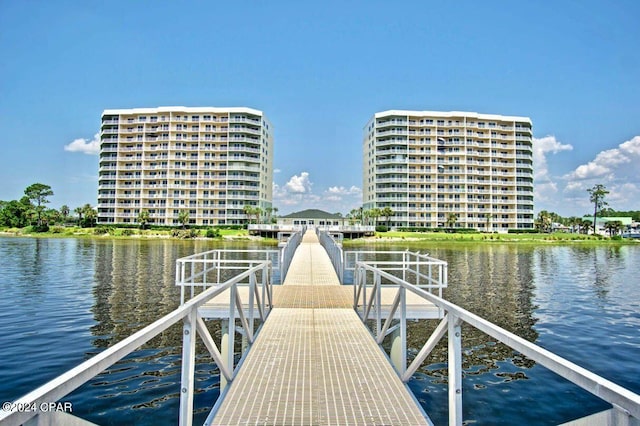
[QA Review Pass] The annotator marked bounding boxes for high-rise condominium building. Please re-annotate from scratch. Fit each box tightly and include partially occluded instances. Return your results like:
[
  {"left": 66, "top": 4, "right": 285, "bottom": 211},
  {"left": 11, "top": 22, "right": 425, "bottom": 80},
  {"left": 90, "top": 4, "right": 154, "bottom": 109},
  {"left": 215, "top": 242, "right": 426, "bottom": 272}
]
[
  {"left": 363, "top": 110, "right": 534, "bottom": 231},
  {"left": 98, "top": 106, "right": 273, "bottom": 226}
]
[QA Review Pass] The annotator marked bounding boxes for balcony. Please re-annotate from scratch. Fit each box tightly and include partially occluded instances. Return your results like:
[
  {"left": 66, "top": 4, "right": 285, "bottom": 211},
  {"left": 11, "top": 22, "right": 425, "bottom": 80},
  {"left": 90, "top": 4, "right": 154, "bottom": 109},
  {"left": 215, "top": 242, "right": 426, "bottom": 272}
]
[
  {"left": 229, "top": 127, "right": 262, "bottom": 136},
  {"left": 376, "top": 167, "right": 408, "bottom": 174},
  {"left": 376, "top": 157, "right": 407, "bottom": 165},
  {"left": 376, "top": 129, "right": 408, "bottom": 136},
  {"left": 229, "top": 116, "right": 262, "bottom": 125},
  {"left": 376, "top": 120, "right": 407, "bottom": 128}
]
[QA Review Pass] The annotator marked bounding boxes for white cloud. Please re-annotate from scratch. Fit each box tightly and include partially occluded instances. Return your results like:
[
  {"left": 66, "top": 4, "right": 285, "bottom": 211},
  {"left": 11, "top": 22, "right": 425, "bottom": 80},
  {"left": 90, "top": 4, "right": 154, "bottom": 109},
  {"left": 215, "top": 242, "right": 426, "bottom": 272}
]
[
  {"left": 533, "top": 135, "right": 573, "bottom": 182},
  {"left": 272, "top": 172, "right": 362, "bottom": 214},
  {"left": 565, "top": 136, "right": 640, "bottom": 181},
  {"left": 327, "top": 185, "right": 361, "bottom": 196},
  {"left": 532, "top": 136, "right": 573, "bottom": 210},
  {"left": 557, "top": 136, "right": 640, "bottom": 213},
  {"left": 274, "top": 168, "right": 281, "bottom": 174},
  {"left": 534, "top": 135, "right": 640, "bottom": 215},
  {"left": 284, "top": 172, "right": 312, "bottom": 193},
  {"left": 64, "top": 133, "right": 100, "bottom": 155}
]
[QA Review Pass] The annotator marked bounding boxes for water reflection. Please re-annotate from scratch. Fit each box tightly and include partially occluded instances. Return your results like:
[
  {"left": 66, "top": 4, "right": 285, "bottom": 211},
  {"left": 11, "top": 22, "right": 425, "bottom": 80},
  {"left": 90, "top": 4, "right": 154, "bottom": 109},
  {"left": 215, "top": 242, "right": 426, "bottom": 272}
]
[
  {"left": 352, "top": 243, "right": 640, "bottom": 425},
  {"left": 77, "top": 239, "right": 273, "bottom": 425},
  {"left": 354, "top": 244, "right": 539, "bottom": 371},
  {"left": 2, "top": 237, "right": 638, "bottom": 425}
]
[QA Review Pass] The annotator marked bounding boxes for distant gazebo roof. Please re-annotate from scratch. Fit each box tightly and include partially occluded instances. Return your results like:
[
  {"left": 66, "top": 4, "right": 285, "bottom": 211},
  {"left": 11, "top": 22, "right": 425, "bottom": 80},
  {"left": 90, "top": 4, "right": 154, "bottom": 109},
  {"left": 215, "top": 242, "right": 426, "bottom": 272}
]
[
  {"left": 281, "top": 209, "right": 343, "bottom": 219},
  {"left": 582, "top": 216, "right": 633, "bottom": 225}
]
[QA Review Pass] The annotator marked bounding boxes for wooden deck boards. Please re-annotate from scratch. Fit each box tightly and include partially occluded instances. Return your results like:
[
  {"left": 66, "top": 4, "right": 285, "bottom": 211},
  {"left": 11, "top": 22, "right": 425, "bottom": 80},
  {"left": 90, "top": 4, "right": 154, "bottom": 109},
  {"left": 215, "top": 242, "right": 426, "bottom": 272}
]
[{"left": 211, "top": 230, "right": 428, "bottom": 425}]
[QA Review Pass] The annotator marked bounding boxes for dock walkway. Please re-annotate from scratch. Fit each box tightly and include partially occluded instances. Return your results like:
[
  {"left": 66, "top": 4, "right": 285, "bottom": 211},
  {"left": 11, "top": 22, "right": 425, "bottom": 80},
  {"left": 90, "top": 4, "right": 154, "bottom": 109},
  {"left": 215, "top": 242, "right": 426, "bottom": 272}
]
[{"left": 212, "top": 230, "right": 428, "bottom": 425}]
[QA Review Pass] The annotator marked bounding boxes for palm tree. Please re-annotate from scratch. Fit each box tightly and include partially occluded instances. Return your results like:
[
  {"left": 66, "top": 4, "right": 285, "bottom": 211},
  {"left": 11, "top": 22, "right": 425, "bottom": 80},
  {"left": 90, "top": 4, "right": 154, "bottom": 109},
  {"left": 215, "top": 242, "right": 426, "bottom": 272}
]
[
  {"left": 579, "top": 219, "right": 591, "bottom": 234},
  {"left": 381, "top": 207, "right": 394, "bottom": 227},
  {"left": 604, "top": 220, "right": 622, "bottom": 237},
  {"left": 45, "top": 208, "right": 61, "bottom": 225},
  {"left": 348, "top": 208, "right": 360, "bottom": 225},
  {"left": 74, "top": 206, "right": 84, "bottom": 226},
  {"left": 368, "top": 208, "right": 381, "bottom": 227},
  {"left": 484, "top": 213, "right": 494, "bottom": 232},
  {"left": 567, "top": 216, "right": 581, "bottom": 233},
  {"left": 254, "top": 207, "right": 263, "bottom": 224},
  {"left": 137, "top": 210, "right": 150, "bottom": 229},
  {"left": 243, "top": 205, "right": 259, "bottom": 225},
  {"left": 177, "top": 210, "right": 189, "bottom": 229},
  {"left": 536, "top": 210, "right": 552, "bottom": 233},
  {"left": 271, "top": 207, "right": 279, "bottom": 224},
  {"left": 83, "top": 204, "right": 97, "bottom": 227},
  {"left": 60, "top": 205, "right": 70, "bottom": 224},
  {"left": 446, "top": 213, "right": 457, "bottom": 229},
  {"left": 587, "top": 184, "right": 609, "bottom": 235}
]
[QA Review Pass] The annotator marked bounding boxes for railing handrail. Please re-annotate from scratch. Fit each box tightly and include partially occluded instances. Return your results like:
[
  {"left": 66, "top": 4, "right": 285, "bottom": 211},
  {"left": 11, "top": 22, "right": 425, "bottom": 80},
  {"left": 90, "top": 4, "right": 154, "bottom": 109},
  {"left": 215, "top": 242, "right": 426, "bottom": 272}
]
[
  {"left": 354, "top": 261, "right": 640, "bottom": 423},
  {"left": 0, "top": 262, "right": 272, "bottom": 426},
  {"left": 346, "top": 250, "right": 448, "bottom": 301},
  {"left": 176, "top": 249, "right": 279, "bottom": 303},
  {"left": 279, "top": 230, "right": 303, "bottom": 282},
  {"left": 317, "top": 229, "right": 344, "bottom": 283}
]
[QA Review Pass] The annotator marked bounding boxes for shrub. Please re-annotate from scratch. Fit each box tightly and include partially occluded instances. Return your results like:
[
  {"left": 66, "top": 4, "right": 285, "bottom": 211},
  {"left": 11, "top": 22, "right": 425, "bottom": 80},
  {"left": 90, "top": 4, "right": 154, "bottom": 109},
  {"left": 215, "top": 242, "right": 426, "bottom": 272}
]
[
  {"left": 50, "top": 226, "right": 64, "bottom": 234},
  {"left": 375, "top": 225, "right": 389, "bottom": 232},
  {"left": 32, "top": 224, "right": 49, "bottom": 233},
  {"left": 93, "top": 226, "right": 109, "bottom": 235},
  {"left": 205, "top": 228, "right": 221, "bottom": 238},
  {"left": 121, "top": 229, "right": 134, "bottom": 236}
]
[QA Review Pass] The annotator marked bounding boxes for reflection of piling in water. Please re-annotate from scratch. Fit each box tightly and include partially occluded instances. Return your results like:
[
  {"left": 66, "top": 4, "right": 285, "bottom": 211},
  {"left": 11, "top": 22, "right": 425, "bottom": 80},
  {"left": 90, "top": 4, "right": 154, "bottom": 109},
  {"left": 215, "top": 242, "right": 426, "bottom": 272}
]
[{"left": 367, "top": 245, "right": 539, "bottom": 382}]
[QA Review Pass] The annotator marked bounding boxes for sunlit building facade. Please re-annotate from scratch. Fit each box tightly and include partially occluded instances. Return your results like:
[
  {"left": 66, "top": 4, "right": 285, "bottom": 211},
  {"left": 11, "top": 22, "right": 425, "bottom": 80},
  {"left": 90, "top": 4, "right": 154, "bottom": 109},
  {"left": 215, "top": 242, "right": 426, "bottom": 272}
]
[
  {"left": 98, "top": 106, "right": 273, "bottom": 226},
  {"left": 363, "top": 110, "right": 534, "bottom": 231}
]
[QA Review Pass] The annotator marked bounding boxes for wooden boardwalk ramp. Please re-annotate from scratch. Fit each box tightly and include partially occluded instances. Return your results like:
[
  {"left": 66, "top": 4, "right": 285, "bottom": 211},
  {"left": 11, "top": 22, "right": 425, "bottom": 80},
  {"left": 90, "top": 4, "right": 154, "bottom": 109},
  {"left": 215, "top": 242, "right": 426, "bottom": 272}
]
[{"left": 211, "top": 230, "right": 429, "bottom": 425}]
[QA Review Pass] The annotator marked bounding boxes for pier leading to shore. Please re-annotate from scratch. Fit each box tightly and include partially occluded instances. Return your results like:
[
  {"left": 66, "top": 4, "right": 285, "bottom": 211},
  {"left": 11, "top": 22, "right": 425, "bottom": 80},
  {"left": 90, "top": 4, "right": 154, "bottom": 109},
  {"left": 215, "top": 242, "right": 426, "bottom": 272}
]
[{"left": 210, "top": 229, "right": 428, "bottom": 425}]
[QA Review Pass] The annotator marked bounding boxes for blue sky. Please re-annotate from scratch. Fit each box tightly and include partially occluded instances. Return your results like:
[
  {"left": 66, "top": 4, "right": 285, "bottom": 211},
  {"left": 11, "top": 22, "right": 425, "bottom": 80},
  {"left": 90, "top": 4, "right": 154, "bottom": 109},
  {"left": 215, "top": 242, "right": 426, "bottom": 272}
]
[{"left": 1, "top": 0, "right": 639, "bottom": 217}]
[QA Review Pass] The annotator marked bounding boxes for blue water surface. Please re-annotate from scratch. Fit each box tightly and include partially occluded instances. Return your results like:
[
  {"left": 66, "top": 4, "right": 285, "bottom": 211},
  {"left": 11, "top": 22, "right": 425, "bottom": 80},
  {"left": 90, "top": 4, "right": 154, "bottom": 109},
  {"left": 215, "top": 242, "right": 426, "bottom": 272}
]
[{"left": 0, "top": 238, "right": 638, "bottom": 425}]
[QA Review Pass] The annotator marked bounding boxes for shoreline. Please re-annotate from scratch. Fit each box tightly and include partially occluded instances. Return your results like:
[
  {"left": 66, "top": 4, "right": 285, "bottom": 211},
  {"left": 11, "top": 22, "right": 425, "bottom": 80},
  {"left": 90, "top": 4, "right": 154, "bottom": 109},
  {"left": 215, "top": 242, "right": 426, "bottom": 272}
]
[
  {"left": 0, "top": 229, "right": 271, "bottom": 243},
  {"left": 2, "top": 229, "right": 637, "bottom": 246}
]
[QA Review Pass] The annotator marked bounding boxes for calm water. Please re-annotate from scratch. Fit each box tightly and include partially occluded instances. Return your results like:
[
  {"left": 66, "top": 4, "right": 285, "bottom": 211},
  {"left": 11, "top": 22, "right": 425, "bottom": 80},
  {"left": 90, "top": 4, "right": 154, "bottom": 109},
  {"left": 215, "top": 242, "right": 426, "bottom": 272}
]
[{"left": 0, "top": 238, "right": 638, "bottom": 425}]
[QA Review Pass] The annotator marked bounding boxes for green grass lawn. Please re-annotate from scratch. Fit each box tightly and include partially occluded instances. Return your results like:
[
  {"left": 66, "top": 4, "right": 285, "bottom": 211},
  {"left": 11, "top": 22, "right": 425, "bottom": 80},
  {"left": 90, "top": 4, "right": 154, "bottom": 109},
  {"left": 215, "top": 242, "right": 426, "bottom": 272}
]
[
  {"left": 345, "top": 230, "right": 634, "bottom": 244},
  {"left": 0, "top": 225, "right": 251, "bottom": 240}
]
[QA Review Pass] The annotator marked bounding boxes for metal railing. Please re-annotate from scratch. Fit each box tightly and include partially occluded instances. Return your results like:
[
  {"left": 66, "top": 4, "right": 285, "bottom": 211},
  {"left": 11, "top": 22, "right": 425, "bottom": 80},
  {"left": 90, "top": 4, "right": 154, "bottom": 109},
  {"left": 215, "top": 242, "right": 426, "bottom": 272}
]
[
  {"left": 353, "top": 261, "right": 640, "bottom": 426},
  {"left": 279, "top": 229, "right": 303, "bottom": 282},
  {"left": 317, "top": 229, "right": 344, "bottom": 283},
  {"left": 176, "top": 248, "right": 279, "bottom": 303},
  {"left": 345, "top": 250, "right": 448, "bottom": 294},
  {"left": 0, "top": 262, "right": 273, "bottom": 426}
]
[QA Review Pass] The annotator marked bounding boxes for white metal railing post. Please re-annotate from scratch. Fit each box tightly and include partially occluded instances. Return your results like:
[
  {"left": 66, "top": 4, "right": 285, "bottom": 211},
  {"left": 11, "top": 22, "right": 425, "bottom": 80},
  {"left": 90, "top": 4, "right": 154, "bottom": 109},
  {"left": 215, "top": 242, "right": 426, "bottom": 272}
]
[
  {"left": 375, "top": 272, "right": 382, "bottom": 336},
  {"left": 442, "top": 263, "right": 448, "bottom": 299},
  {"left": 216, "top": 251, "right": 221, "bottom": 284},
  {"left": 189, "top": 261, "right": 195, "bottom": 300},
  {"left": 248, "top": 269, "right": 256, "bottom": 337},
  {"left": 612, "top": 404, "right": 635, "bottom": 425},
  {"left": 340, "top": 249, "right": 344, "bottom": 284},
  {"left": 179, "top": 309, "right": 197, "bottom": 426},
  {"left": 400, "top": 285, "right": 407, "bottom": 375},
  {"left": 177, "top": 260, "right": 184, "bottom": 305},
  {"left": 448, "top": 314, "right": 462, "bottom": 426},
  {"left": 402, "top": 250, "right": 407, "bottom": 282},
  {"left": 228, "top": 284, "right": 237, "bottom": 376}
]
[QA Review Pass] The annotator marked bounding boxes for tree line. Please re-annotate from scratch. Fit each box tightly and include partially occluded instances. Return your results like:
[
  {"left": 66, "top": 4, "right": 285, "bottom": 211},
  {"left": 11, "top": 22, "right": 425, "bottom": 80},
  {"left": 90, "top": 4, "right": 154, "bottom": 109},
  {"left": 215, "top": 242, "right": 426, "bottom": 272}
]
[
  {"left": 0, "top": 183, "right": 96, "bottom": 231},
  {"left": 535, "top": 184, "right": 638, "bottom": 236}
]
